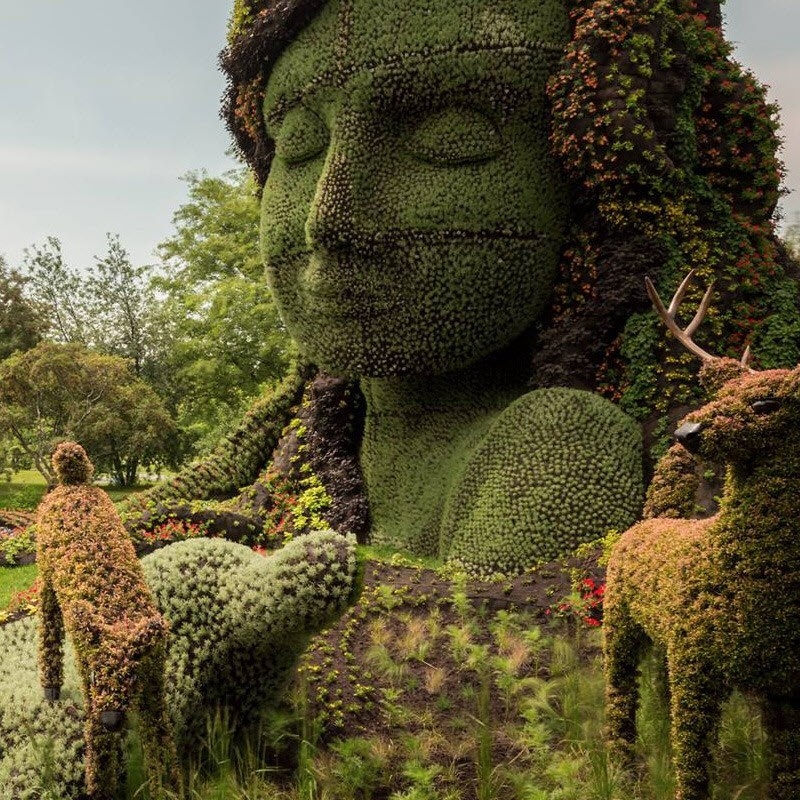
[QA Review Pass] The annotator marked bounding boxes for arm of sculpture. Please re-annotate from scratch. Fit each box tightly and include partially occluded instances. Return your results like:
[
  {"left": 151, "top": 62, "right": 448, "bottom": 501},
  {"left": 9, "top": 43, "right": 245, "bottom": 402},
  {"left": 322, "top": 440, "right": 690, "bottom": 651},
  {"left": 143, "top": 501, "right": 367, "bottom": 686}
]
[{"left": 120, "top": 358, "right": 314, "bottom": 532}]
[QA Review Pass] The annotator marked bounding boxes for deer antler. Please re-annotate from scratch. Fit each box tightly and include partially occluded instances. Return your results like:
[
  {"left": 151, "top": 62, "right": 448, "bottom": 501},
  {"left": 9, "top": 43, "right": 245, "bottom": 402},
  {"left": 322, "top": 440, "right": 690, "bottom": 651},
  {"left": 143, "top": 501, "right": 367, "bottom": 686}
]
[
  {"left": 645, "top": 270, "right": 718, "bottom": 363},
  {"left": 645, "top": 270, "right": 754, "bottom": 369}
]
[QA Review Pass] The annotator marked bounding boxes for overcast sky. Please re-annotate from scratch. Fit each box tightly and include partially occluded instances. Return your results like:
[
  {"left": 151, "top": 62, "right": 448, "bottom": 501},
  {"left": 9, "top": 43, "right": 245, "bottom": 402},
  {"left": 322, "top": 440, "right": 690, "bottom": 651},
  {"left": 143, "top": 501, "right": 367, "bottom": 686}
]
[{"left": 0, "top": 0, "right": 798, "bottom": 272}]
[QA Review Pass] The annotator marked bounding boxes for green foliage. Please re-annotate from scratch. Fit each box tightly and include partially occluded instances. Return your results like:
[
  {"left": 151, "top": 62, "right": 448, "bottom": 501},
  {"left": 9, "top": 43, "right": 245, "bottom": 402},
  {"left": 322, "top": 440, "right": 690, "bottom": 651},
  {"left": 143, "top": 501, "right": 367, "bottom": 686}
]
[
  {"left": 170, "top": 0, "right": 800, "bottom": 580},
  {"left": 443, "top": 388, "right": 642, "bottom": 575},
  {"left": 0, "top": 531, "right": 356, "bottom": 797},
  {"left": 0, "top": 254, "right": 45, "bottom": 361},
  {"left": 643, "top": 442, "right": 699, "bottom": 520},
  {"left": 122, "top": 359, "right": 310, "bottom": 523},
  {"left": 0, "top": 471, "right": 47, "bottom": 510},
  {"left": 0, "top": 564, "right": 37, "bottom": 611},
  {"left": 22, "top": 235, "right": 162, "bottom": 380},
  {"left": 0, "top": 617, "right": 86, "bottom": 799},
  {"left": 0, "top": 552, "right": 775, "bottom": 800},
  {"left": 154, "top": 168, "right": 291, "bottom": 451},
  {"left": 361, "top": 382, "right": 642, "bottom": 575},
  {"left": 260, "top": 0, "right": 569, "bottom": 378},
  {"left": 0, "top": 341, "right": 176, "bottom": 486},
  {"left": 0, "top": 527, "right": 36, "bottom": 568},
  {"left": 141, "top": 531, "right": 357, "bottom": 754},
  {"left": 22, "top": 237, "right": 89, "bottom": 346}
]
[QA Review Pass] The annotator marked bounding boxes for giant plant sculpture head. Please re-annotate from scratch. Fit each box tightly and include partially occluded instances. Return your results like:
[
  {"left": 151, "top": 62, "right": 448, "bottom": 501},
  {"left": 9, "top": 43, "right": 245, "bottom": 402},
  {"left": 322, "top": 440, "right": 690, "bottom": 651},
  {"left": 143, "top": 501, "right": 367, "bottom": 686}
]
[
  {"left": 232, "top": 0, "right": 571, "bottom": 376},
  {"left": 222, "top": 0, "right": 795, "bottom": 416}
]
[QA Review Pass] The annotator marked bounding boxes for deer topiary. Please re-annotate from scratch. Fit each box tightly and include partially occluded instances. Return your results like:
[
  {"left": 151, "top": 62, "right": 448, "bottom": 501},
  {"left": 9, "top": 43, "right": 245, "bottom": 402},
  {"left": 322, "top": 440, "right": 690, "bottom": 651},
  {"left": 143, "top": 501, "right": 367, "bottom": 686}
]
[
  {"left": 604, "top": 271, "right": 800, "bottom": 800},
  {"left": 36, "top": 442, "right": 181, "bottom": 800}
]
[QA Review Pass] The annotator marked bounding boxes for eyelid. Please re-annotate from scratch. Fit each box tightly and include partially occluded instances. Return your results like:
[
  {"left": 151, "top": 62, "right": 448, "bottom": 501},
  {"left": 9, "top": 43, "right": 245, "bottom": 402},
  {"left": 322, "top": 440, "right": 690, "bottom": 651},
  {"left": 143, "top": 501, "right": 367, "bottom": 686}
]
[
  {"left": 405, "top": 106, "right": 502, "bottom": 165},
  {"left": 272, "top": 105, "right": 329, "bottom": 165}
]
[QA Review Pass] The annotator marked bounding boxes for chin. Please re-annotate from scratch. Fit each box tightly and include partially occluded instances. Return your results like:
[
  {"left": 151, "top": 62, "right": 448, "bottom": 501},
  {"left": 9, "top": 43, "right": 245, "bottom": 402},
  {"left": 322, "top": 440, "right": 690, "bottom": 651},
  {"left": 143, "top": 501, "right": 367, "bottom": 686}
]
[{"left": 298, "top": 335, "right": 502, "bottom": 380}]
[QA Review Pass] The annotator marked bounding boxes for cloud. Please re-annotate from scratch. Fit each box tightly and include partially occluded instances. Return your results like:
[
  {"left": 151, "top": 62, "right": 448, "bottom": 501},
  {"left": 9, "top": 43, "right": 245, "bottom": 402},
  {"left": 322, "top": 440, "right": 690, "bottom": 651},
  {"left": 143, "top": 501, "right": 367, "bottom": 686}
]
[{"left": 0, "top": 144, "right": 184, "bottom": 179}]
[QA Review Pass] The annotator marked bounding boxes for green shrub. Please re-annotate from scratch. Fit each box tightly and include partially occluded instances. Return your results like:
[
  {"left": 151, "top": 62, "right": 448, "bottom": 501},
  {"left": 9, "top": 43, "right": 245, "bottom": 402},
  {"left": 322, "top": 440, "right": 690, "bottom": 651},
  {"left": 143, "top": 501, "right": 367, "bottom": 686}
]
[{"left": 142, "top": 531, "right": 357, "bottom": 753}]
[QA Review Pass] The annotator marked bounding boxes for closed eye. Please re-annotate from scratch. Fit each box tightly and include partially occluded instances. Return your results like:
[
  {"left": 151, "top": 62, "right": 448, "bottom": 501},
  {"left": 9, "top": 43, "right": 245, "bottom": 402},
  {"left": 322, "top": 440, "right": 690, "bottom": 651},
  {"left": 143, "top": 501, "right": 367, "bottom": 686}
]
[
  {"left": 273, "top": 106, "right": 329, "bottom": 165},
  {"left": 405, "top": 107, "right": 501, "bottom": 166},
  {"left": 751, "top": 398, "right": 781, "bottom": 414}
]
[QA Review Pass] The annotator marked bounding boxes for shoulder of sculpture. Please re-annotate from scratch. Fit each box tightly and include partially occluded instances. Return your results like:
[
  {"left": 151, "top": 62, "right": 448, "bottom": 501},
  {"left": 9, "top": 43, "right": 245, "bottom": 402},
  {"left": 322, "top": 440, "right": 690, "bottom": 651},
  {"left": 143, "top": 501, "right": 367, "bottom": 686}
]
[
  {"left": 484, "top": 386, "right": 641, "bottom": 450},
  {"left": 440, "top": 387, "right": 643, "bottom": 572}
]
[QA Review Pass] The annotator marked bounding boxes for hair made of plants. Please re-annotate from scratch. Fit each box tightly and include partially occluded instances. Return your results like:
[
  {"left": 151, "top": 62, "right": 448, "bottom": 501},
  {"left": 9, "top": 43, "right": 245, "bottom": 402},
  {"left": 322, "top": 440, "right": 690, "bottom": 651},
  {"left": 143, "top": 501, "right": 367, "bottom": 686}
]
[{"left": 129, "top": 0, "right": 800, "bottom": 577}]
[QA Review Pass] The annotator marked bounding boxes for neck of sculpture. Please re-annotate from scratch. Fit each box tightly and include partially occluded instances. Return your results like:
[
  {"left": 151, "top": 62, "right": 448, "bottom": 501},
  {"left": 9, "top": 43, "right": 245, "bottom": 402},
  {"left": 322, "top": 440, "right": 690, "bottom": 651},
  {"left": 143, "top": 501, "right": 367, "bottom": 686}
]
[
  {"left": 359, "top": 356, "right": 525, "bottom": 556},
  {"left": 361, "top": 360, "right": 523, "bottom": 418},
  {"left": 712, "top": 461, "right": 800, "bottom": 567}
]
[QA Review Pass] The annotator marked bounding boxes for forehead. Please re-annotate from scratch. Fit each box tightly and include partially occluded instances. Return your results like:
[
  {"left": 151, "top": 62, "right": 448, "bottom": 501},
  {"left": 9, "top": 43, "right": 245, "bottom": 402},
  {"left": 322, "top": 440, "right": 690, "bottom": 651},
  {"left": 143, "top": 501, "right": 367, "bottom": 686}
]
[{"left": 265, "top": 0, "right": 570, "bottom": 106}]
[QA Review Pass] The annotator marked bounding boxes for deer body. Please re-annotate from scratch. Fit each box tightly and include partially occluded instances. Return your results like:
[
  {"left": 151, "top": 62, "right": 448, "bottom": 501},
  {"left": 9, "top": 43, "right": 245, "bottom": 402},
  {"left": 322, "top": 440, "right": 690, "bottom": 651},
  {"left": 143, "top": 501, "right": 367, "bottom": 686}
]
[
  {"left": 36, "top": 443, "right": 180, "bottom": 800},
  {"left": 605, "top": 274, "right": 800, "bottom": 800}
]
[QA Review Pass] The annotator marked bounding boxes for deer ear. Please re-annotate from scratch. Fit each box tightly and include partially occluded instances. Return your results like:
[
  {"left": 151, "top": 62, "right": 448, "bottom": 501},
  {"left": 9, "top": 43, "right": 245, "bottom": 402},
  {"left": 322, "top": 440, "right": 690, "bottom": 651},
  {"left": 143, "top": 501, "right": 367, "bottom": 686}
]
[
  {"left": 699, "top": 358, "right": 747, "bottom": 395},
  {"left": 67, "top": 601, "right": 104, "bottom": 648}
]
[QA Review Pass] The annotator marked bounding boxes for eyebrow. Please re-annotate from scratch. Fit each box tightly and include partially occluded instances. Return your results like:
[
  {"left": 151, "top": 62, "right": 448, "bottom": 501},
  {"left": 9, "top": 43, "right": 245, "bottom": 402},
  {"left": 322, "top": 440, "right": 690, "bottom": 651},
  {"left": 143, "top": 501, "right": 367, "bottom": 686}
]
[{"left": 264, "top": 41, "right": 563, "bottom": 128}]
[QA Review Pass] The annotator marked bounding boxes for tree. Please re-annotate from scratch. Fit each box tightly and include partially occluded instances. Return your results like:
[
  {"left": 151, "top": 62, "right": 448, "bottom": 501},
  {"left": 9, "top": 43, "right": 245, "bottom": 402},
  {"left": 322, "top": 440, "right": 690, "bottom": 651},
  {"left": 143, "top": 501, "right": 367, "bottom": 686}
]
[
  {"left": 0, "top": 342, "right": 176, "bottom": 486},
  {"left": 155, "top": 168, "right": 291, "bottom": 449},
  {"left": 84, "top": 234, "right": 156, "bottom": 377},
  {"left": 22, "top": 235, "right": 162, "bottom": 378},
  {"left": 22, "top": 238, "right": 88, "bottom": 345},
  {"left": 0, "top": 255, "right": 46, "bottom": 360}
]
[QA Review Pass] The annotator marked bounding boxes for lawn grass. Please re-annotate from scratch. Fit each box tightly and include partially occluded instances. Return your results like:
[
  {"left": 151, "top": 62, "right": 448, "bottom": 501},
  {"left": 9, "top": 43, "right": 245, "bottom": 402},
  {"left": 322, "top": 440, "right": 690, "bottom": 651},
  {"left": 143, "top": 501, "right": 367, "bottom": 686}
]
[
  {"left": 0, "top": 468, "right": 158, "bottom": 510},
  {"left": 0, "top": 563, "right": 38, "bottom": 610},
  {"left": 0, "top": 470, "right": 47, "bottom": 510}
]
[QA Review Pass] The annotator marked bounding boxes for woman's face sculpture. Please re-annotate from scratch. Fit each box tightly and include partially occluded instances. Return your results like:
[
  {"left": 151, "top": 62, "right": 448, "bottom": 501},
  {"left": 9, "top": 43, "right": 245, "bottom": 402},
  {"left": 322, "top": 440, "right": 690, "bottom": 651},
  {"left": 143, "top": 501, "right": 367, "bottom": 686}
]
[{"left": 261, "top": 0, "right": 570, "bottom": 378}]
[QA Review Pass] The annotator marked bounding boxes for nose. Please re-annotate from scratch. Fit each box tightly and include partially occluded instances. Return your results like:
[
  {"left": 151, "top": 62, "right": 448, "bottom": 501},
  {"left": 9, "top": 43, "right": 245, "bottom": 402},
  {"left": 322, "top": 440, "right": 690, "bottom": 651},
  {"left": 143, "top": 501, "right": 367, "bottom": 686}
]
[
  {"left": 674, "top": 421, "right": 704, "bottom": 453},
  {"left": 305, "top": 110, "right": 373, "bottom": 253},
  {"left": 100, "top": 710, "right": 126, "bottom": 732},
  {"left": 306, "top": 146, "right": 355, "bottom": 251}
]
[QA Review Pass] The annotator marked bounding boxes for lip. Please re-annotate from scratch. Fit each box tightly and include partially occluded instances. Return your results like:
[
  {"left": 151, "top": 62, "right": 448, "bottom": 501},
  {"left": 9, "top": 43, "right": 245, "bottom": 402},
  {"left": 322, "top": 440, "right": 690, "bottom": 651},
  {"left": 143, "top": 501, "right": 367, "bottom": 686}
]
[
  {"left": 295, "top": 256, "right": 398, "bottom": 314},
  {"left": 296, "top": 287, "right": 396, "bottom": 319}
]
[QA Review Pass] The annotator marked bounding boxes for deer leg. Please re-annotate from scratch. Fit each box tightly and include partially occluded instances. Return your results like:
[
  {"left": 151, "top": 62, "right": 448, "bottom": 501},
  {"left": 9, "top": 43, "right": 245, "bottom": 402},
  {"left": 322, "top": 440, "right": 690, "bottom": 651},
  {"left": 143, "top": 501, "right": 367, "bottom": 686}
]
[
  {"left": 604, "top": 600, "right": 645, "bottom": 765},
  {"left": 82, "top": 693, "right": 123, "bottom": 800},
  {"left": 762, "top": 696, "right": 800, "bottom": 800},
  {"left": 667, "top": 648, "right": 724, "bottom": 800},
  {"left": 37, "top": 578, "right": 64, "bottom": 700},
  {"left": 132, "top": 647, "right": 183, "bottom": 796}
]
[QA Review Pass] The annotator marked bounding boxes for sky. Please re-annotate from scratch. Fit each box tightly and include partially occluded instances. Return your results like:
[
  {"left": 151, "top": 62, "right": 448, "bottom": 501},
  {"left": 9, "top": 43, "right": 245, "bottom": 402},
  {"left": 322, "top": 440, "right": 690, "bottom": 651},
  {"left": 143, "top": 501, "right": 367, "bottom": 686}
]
[{"left": 0, "top": 0, "right": 798, "bottom": 272}]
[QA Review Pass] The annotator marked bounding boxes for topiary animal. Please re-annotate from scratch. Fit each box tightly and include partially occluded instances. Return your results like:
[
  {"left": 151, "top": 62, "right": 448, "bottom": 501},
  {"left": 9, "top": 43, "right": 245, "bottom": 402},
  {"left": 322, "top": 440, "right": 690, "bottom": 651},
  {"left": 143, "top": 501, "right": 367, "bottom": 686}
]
[
  {"left": 604, "top": 273, "right": 800, "bottom": 800},
  {"left": 141, "top": 530, "right": 358, "bottom": 754},
  {"left": 35, "top": 442, "right": 180, "bottom": 800}
]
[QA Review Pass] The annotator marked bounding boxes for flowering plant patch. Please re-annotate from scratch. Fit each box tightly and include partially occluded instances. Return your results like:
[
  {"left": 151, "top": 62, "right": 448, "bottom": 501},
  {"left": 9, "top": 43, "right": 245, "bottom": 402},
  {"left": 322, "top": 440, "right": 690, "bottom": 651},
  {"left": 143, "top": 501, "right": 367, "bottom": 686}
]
[
  {"left": 139, "top": 518, "right": 208, "bottom": 545},
  {"left": 549, "top": 577, "right": 606, "bottom": 627},
  {"left": 0, "top": 525, "right": 35, "bottom": 565}
]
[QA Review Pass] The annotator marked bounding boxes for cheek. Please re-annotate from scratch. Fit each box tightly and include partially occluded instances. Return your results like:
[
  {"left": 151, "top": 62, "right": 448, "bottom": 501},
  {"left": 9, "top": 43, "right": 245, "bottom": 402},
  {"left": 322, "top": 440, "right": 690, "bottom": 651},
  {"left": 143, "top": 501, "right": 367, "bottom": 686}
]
[{"left": 260, "top": 159, "right": 323, "bottom": 266}]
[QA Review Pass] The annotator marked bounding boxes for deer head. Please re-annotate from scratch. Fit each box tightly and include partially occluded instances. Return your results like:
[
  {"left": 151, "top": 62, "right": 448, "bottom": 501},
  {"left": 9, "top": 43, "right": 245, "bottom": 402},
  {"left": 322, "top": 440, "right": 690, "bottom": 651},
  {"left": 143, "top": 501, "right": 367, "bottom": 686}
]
[{"left": 647, "top": 271, "right": 800, "bottom": 469}]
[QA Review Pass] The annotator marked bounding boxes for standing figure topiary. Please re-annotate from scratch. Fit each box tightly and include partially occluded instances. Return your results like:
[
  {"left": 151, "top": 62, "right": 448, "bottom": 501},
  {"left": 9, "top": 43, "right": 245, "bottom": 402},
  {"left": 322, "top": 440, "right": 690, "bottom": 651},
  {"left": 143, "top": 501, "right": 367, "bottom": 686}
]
[
  {"left": 604, "top": 273, "right": 800, "bottom": 800},
  {"left": 36, "top": 442, "right": 181, "bottom": 800}
]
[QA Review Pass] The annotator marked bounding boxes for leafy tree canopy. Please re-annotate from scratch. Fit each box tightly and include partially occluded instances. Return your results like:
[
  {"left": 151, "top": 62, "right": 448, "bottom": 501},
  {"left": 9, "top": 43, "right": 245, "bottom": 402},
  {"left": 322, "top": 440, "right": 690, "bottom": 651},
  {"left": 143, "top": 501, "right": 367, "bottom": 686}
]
[
  {"left": 0, "top": 255, "right": 46, "bottom": 362},
  {"left": 0, "top": 342, "right": 176, "bottom": 486},
  {"left": 22, "top": 235, "right": 161, "bottom": 379},
  {"left": 154, "top": 168, "right": 291, "bottom": 450}
]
